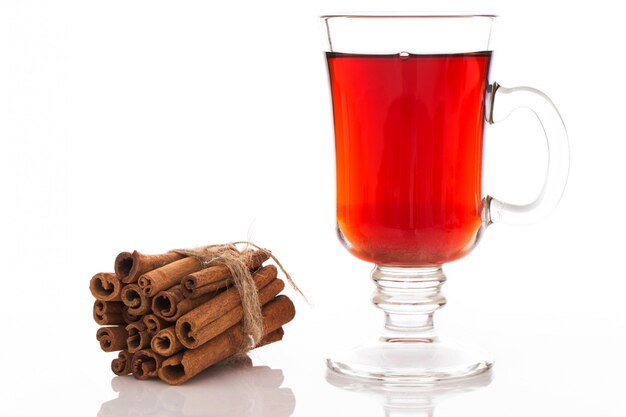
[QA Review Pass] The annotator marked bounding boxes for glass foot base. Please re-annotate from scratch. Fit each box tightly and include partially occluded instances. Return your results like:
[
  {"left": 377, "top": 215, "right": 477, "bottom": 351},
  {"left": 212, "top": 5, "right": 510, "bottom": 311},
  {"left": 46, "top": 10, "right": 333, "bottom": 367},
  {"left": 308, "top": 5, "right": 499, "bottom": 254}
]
[{"left": 327, "top": 339, "right": 493, "bottom": 383}]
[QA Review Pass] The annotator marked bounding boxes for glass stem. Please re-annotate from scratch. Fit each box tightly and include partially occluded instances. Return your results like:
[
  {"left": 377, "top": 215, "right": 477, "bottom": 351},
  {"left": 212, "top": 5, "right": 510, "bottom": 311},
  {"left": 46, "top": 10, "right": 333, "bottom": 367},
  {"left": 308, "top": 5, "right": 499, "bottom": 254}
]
[{"left": 371, "top": 265, "right": 447, "bottom": 343}]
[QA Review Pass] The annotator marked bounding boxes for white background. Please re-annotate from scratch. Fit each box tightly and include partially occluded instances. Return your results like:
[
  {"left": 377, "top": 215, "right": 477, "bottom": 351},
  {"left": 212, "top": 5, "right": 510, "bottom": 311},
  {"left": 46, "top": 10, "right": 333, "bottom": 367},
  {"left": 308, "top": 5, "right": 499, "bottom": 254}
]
[{"left": 1, "top": 0, "right": 625, "bottom": 416}]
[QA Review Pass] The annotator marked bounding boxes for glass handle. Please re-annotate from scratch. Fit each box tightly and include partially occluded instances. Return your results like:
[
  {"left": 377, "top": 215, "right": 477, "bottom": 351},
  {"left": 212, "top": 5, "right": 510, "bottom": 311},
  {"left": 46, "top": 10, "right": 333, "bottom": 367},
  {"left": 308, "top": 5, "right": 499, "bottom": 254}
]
[{"left": 484, "top": 82, "right": 570, "bottom": 225}]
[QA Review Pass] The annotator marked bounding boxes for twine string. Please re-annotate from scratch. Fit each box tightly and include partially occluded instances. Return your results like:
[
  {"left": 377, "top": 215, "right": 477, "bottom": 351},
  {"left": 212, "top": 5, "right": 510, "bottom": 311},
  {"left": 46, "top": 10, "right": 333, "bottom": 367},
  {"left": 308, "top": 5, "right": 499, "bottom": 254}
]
[{"left": 173, "top": 242, "right": 305, "bottom": 351}]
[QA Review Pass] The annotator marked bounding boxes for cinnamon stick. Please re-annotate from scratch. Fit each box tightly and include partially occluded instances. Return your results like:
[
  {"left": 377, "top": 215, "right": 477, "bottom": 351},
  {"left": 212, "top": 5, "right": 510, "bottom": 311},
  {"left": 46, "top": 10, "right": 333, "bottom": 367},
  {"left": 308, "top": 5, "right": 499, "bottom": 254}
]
[
  {"left": 152, "top": 286, "right": 215, "bottom": 322},
  {"left": 121, "top": 284, "right": 152, "bottom": 315},
  {"left": 181, "top": 250, "right": 270, "bottom": 298},
  {"left": 176, "top": 265, "right": 277, "bottom": 335},
  {"left": 151, "top": 326, "right": 185, "bottom": 357},
  {"left": 111, "top": 350, "right": 133, "bottom": 376},
  {"left": 115, "top": 251, "right": 185, "bottom": 284},
  {"left": 132, "top": 349, "right": 164, "bottom": 380},
  {"left": 142, "top": 314, "right": 168, "bottom": 335},
  {"left": 126, "top": 322, "right": 152, "bottom": 354},
  {"left": 89, "top": 272, "right": 122, "bottom": 301},
  {"left": 97, "top": 326, "right": 129, "bottom": 352},
  {"left": 177, "top": 278, "right": 285, "bottom": 349},
  {"left": 158, "top": 295, "right": 295, "bottom": 385},
  {"left": 138, "top": 257, "right": 204, "bottom": 297},
  {"left": 257, "top": 327, "right": 285, "bottom": 347},
  {"left": 93, "top": 300, "right": 125, "bottom": 325},
  {"left": 122, "top": 306, "right": 140, "bottom": 324},
  {"left": 181, "top": 278, "right": 231, "bottom": 299}
]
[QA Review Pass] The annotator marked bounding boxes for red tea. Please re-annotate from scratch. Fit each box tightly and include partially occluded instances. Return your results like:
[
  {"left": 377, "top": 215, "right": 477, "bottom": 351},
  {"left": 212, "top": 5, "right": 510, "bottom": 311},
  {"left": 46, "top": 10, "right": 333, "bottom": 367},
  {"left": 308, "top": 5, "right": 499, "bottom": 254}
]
[{"left": 327, "top": 51, "right": 492, "bottom": 265}]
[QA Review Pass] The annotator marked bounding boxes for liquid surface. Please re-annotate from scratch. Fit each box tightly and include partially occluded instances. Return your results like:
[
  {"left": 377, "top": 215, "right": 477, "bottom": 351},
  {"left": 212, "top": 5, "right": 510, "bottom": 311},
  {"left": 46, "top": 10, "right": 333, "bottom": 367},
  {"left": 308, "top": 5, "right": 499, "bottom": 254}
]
[{"left": 327, "top": 51, "right": 491, "bottom": 265}]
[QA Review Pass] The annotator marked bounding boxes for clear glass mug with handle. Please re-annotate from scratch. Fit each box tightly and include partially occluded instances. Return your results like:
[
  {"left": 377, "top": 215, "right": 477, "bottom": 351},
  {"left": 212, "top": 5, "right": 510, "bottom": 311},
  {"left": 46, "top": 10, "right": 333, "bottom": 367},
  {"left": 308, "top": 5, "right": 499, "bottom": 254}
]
[{"left": 321, "top": 13, "right": 569, "bottom": 382}]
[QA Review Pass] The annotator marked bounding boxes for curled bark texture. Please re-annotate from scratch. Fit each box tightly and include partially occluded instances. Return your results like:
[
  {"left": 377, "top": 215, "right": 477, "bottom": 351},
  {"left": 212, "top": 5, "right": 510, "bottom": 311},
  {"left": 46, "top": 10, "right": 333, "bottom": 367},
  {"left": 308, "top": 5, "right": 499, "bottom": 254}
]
[
  {"left": 93, "top": 300, "right": 124, "bottom": 325},
  {"left": 177, "top": 279, "right": 285, "bottom": 349},
  {"left": 126, "top": 322, "right": 151, "bottom": 354},
  {"left": 159, "top": 295, "right": 295, "bottom": 385},
  {"left": 142, "top": 314, "right": 168, "bottom": 334},
  {"left": 96, "top": 326, "right": 129, "bottom": 352},
  {"left": 151, "top": 326, "right": 185, "bottom": 357},
  {"left": 182, "top": 250, "right": 270, "bottom": 298},
  {"left": 90, "top": 272, "right": 122, "bottom": 301},
  {"left": 138, "top": 257, "right": 203, "bottom": 297},
  {"left": 132, "top": 349, "right": 164, "bottom": 380},
  {"left": 111, "top": 350, "right": 133, "bottom": 376},
  {"left": 121, "top": 284, "right": 152, "bottom": 316},
  {"left": 176, "top": 265, "right": 277, "bottom": 350},
  {"left": 115, "top": 251, "right": 185, "bottom": 284},
  {"left": 152, "top": 287, "right": 215, "bottom": 322},
  {"left": 122, "top": 306, "right": 140, "bottom": 324}
]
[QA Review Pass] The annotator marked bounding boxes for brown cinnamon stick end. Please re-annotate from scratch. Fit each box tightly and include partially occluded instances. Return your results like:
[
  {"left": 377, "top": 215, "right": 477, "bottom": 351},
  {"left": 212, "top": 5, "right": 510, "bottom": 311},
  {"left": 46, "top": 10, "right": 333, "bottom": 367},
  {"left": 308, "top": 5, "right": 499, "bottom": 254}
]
[
  {"left": 152, "top": 291, "right": 177, "bottom": 321},
  {"left": 93, "top": 312, "right": 125, "bottom": 326},
  {"left": 126, "top": 322, "right": 150, "bottom": 354},
  {"left": 96, "top": 326, "right": 129, "bottom": 352},
  {"left": 117, "top": 250, "right": 186, "bottom": 284},
  {"left": 122, "top": 306, "right": 140, "bottom": 324},
  {"left": 158, "top": 352, "right": 186, "bottom": 385},
  {"left": 132, "top": 349, "right": 164, "bottom": 380},
  {"left": 121, "top": 284, "right": 151, "bottom": 316},
  {"left": 90, "top": 272, "right": 122, "bottom": 301},
  {"left": 256, "top": 327, "right": 285, "bottom": 348},
  {"left": 111, "top": 350, "right": 133, "bottom": 376},
  {"left": 93, "top": 300, "right": 125, "bottom": 325},
  {"left": 142, "top": 314, "right": 167, "bottom": 334},
  {"left": 137, "top": 274, "right": 153, "bottom": 296},
  {"left": 114, "top": 251, "right": 135, "bottom": 283},
  {"left": 151, "top": 327, "right": 185, "bottom": 357},
  {"left": 138, "top": 256, "right": 203, "bottom": 298}
]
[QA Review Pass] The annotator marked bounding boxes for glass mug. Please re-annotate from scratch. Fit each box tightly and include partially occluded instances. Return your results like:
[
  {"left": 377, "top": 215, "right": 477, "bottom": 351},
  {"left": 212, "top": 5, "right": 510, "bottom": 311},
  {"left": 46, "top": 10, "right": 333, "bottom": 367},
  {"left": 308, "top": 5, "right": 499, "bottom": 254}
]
[{"left": 322, "top": 14, "right": 569, "bottom": 382}]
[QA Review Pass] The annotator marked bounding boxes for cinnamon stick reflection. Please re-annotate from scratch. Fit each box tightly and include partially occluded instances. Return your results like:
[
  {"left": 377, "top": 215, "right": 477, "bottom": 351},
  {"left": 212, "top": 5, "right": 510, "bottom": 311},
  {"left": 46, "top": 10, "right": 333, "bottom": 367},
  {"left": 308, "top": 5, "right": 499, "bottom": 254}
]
[{"left": 98, "top": 360, "right": 296, "bottom": 417}]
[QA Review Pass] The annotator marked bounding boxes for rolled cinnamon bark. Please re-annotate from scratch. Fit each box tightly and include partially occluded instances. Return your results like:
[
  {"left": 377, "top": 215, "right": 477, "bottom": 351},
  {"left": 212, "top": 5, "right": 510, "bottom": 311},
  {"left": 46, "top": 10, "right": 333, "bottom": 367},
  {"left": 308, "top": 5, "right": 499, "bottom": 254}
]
[
  {"left": 111, "top": 350, "right": 133, "bottom": 376},
  {"left": 176, "top": 265, "right": 277, "bottom": 335},
  {"left": 152, "top": 285, "right": 184, "bottom": 316},
  {"left": 121, "top": 284, "right": 152, "bottom": 315},
  {"left": 182, "top": 278, "right": 231, "bottom": 299},
  {"left": 181, "top": 250, "right": 270, "bottom": 298},
  {"left": 151, "top": 326, "right": 185, "bottom": 357},
  {"left": 115, "top": 251, "right": 185, "bottom": 284},
  {"left": 177, "top": 278, "right": 285, "bottom": 349},
  {"left": 142, "top": 314, "right": 168, "bottom": 335},
  {"left": 152, "top": 286, "right": 215, "bottom": 322},
  {"left": 97, "top": 326, "right": 129, "bottom": 352},
  {"left": 89, "top": 272, "right": 123, "bottom": 301},
  {"left": 93, "top": 300, "right": 125, "bottom": 325},
  {"left": 132, "top": 349, "right": 164, "bottom": 380},
  {"left": 122, "top": 306, "right": 140, "bottom": 324},
  {"left": 257, "top": 327, "right": 285, "bottom": 347},
  {"left": 126, "top": 322, "right": 152, "bottom": 354},
  {"left": 159, "top": 295, "right": 295, "bottom": 385},
  {"left": 138, "top": 257, "right": 204, "bottom": 297}
]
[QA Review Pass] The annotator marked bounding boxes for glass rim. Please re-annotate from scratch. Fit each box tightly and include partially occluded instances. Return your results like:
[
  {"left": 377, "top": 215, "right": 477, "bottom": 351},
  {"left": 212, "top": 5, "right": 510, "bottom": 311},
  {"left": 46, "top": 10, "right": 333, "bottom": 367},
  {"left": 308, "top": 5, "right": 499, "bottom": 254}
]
[{"left": 320, "top": 13, "right": 497, "bottom": 20}]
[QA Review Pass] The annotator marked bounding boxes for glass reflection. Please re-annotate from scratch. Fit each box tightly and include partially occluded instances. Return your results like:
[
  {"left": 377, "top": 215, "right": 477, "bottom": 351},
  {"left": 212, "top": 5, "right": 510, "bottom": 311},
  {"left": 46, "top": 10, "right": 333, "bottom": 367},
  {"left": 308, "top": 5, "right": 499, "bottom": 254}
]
[{"left": 326, "top": 368, "right": 492, "bottom": 417}]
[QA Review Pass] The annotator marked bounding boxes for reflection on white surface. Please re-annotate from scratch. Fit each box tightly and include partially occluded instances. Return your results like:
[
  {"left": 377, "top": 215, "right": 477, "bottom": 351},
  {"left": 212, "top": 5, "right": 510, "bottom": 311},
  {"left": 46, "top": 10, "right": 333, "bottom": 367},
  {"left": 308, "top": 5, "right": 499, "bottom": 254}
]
[
  {"left": 326, "top": 369, "right": 493, "bottom": 417},
  {"left": 98, "top": 357, "right": 295, "bottom": 417}
]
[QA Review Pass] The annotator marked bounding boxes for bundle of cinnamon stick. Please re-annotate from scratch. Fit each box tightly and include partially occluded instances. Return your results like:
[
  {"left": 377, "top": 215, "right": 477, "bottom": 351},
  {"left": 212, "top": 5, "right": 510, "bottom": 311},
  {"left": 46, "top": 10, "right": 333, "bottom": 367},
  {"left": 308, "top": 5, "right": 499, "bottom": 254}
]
[{"left": 90, "top": 247, "right": 296, "bottom": 385}]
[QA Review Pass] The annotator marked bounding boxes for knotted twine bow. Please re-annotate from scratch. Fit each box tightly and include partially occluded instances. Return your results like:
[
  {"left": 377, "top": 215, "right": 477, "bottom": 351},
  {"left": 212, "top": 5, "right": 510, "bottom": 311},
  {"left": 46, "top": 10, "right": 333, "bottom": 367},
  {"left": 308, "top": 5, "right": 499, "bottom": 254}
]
[{"left": 173, "top": 242, "right": 305, "bottom": 351}]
